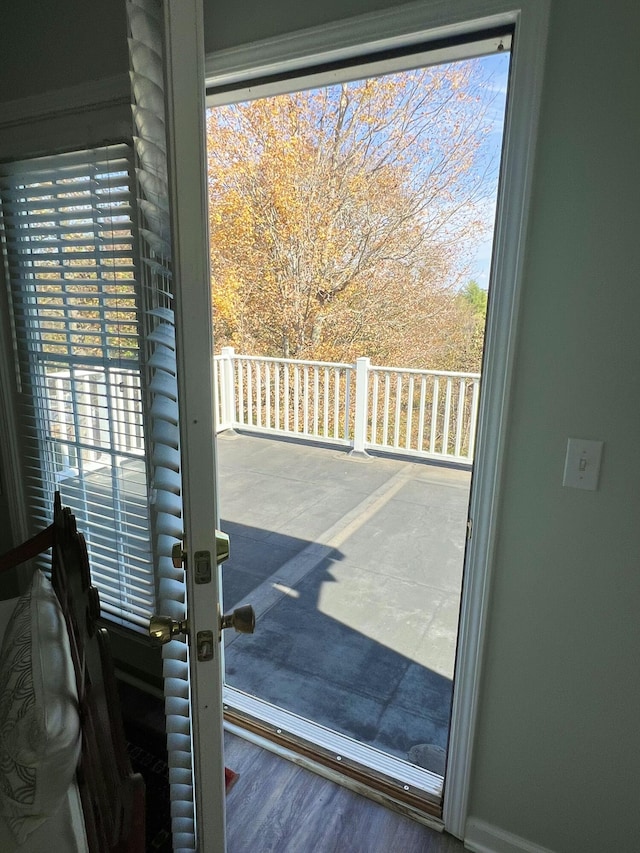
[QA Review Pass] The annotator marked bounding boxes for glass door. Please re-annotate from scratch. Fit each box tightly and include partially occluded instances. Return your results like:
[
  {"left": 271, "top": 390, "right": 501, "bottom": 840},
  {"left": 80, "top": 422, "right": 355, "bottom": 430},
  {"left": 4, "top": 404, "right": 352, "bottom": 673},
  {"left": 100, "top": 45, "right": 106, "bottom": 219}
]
[{"left": 207, "top": 35, "right": 511, "bottom": 810}]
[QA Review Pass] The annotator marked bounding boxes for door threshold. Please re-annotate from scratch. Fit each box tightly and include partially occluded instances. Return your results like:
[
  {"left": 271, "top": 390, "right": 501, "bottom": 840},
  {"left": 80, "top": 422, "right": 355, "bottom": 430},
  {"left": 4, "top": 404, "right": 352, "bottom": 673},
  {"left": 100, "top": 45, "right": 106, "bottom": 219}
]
[{"left": 223, "top": 686, "right": 443, "bottom": 825}]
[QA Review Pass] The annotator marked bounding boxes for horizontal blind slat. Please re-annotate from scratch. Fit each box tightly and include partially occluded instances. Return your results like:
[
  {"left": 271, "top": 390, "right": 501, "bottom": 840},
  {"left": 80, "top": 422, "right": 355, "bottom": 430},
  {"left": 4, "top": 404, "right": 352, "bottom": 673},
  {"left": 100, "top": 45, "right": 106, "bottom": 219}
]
[{"left": 0, "top": 143, "right": 156, "bottom": 628}]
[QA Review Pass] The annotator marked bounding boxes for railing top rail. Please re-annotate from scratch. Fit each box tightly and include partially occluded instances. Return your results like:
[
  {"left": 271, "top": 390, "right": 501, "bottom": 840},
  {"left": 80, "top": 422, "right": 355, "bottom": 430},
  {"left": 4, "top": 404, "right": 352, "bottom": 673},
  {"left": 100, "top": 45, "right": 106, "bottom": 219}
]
[
  {"left": 45, "top": 366, "right": 139, "bottom": 378},
  {"left": 370, "top": 364, "right": 481, "bottom": 380},
  {"left": 215, "top": 353, "right": 353, "bottom": 370},
  {"left": 214, "top": 351, "right": 480, "bottom": 380}
]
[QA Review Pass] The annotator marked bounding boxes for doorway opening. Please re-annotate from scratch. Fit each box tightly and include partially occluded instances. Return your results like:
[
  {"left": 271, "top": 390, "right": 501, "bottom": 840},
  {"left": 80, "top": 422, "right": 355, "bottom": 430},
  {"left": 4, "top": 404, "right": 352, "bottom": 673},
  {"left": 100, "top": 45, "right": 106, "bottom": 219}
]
[{"left": 206, "top": 33, "right": 511, "bottom": 813}]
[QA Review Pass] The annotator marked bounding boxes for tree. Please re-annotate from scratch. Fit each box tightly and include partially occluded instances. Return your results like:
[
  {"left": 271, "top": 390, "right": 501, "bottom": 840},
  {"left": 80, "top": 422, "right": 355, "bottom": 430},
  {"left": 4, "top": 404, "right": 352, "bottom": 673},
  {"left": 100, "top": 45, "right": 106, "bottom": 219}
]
[
  {"left": 450, "top": 279, "right": 488, "bottom": 371},
  {"left": 207, "top": 59, "right": 500, "bottom": 369},
  {"left": 459, "top": 279, "right": 488, "bottom": 319}
]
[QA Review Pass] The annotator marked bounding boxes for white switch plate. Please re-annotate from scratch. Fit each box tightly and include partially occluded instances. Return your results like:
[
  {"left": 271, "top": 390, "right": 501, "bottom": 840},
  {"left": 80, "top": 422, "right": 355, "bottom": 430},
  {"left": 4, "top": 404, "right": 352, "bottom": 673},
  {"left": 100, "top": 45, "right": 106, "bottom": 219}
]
[{"left": 563, "top": 438, "right": 603, "bottom": 490}]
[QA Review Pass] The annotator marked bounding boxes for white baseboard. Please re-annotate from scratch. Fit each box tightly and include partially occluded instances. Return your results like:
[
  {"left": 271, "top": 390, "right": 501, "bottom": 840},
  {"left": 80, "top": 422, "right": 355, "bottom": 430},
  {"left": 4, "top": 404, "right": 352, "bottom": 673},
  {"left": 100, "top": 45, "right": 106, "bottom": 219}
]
[{"left": 465, "top": 818, "right": 556, "bottom": 853}]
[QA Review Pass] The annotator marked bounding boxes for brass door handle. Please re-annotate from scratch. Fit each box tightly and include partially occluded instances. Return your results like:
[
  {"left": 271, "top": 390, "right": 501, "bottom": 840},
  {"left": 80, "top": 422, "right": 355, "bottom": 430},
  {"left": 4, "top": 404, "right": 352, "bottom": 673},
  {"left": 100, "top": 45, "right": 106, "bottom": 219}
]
[
  {"left": 151, "top": 604, "right": 255, "bottom": 646},
  {"left": 149, "top": 614, "right": 188, "bottom": 645},
  {"left": 220, "top": 604, "right": 255, "bottom": 636},
  {"left": 171, "top": 529, "right": 229, "bottom": 573}
]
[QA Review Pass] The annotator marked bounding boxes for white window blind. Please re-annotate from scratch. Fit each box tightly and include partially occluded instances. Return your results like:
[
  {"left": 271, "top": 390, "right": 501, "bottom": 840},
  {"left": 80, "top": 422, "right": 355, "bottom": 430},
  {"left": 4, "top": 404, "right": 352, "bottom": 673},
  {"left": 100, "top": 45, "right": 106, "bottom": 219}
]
[
  {"left": 0, "top": 145, "right": 156, "bottom": 627},
  {"left": 128, "top": 1, "right": 195, "bottom": 849}
]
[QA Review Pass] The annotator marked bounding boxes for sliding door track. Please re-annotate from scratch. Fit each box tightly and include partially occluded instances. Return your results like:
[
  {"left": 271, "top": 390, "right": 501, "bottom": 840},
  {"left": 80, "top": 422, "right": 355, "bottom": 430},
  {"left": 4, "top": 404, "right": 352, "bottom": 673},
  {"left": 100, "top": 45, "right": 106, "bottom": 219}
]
[{"left": 223, "top": 686, "right": 444, "bottom": 827}]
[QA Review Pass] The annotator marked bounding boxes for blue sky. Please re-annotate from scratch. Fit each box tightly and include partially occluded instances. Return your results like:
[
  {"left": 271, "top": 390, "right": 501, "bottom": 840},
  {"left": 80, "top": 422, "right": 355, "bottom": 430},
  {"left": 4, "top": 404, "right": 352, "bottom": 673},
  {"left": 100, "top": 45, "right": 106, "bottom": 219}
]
[{"left": 467, "top": 51, "right": 511, "bottom": 289}]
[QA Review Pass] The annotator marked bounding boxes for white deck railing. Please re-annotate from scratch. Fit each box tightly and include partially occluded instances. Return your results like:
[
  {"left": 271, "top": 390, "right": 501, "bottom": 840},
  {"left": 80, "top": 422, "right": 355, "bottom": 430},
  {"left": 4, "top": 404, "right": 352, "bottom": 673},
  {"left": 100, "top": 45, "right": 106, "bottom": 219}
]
[
  {"left": 214, "top": 347, "right": 481, "bottom": 465},
  {"left": 43, "top": 354, "right": 480, "bottom": 467},
  {"left": 44, "top": 366, "right": 145, "bottom": 478}
]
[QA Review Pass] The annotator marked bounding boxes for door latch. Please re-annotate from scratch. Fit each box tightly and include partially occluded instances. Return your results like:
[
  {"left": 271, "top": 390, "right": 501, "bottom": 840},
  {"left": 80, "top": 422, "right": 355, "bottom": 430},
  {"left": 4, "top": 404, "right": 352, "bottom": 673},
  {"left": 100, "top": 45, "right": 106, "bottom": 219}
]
[
  {"left": 194, "top": 550, "right": 212, "bottom": 584},
  {"left": 196, "top": 630, "right": 215, "bottom": 661},
  {"left": 174, "top": 530, "right": 229, "bottom": 584},
  {"left": 215, "top": 529, "right": 230, "bottom": 565},
  {"left": 193, "top": 528, "right": 229, "bottom": 585}
]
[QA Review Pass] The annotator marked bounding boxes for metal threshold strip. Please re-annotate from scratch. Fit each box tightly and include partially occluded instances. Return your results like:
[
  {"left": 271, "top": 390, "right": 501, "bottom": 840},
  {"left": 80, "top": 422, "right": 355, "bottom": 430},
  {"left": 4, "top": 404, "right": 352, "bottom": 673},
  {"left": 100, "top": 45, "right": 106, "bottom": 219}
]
[{"left": 223, "top": 685, "right": 444, "bottom": 827}]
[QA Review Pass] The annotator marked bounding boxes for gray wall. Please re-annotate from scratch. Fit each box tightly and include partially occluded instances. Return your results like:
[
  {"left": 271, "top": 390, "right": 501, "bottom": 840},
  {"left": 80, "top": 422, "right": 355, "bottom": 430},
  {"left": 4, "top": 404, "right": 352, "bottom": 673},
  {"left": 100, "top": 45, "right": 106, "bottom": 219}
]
[
  {"left": 208, "top": 2, "right": 640, "bottom": 848},
  {"left": 1, "top": 1, "right": 639, "bottom": 851},
  {"left": 466, "top": 1, "right": 640, "bottom": 849},
  {"left": 0, "top": 0, "right": 130, "bottom": 574},
  {"left": 204, "top": 0, "right": 410, "bottom": 53},
  {"left": 0, "top": 0, "right": 128, "bottom": 100}
]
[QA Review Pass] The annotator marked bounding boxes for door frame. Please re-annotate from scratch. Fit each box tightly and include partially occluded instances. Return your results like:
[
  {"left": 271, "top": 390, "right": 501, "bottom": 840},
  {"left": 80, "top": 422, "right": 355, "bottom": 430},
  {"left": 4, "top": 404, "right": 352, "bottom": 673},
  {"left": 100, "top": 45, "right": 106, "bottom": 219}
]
[
  {"left": 164, "top": 1, "right": 228, "bottom": 849},
  {"left": 204, "top": 0, "right": 550, "bottom": 839}
]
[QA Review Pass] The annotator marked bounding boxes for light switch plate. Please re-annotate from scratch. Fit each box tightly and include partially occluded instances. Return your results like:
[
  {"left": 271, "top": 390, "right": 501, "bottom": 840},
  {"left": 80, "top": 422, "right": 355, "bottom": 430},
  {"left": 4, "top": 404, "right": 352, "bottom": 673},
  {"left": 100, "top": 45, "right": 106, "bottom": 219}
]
[{"left": 563, "top": 438, "right": 603, "bottom": 490}]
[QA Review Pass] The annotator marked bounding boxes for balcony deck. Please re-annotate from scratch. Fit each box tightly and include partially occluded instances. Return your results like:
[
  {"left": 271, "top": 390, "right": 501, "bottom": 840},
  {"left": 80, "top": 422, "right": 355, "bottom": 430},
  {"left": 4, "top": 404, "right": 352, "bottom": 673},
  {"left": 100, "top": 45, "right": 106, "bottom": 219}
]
[{"left": 218, "top": 431, "right": 470, "bottom": 773}]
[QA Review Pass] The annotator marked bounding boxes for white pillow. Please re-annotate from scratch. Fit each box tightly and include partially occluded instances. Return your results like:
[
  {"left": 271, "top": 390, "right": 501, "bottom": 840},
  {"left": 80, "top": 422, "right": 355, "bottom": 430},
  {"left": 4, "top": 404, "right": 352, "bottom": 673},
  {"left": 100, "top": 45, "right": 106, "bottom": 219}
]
[{"left": 0, "top": 569, "right": 81, "bottom": 844}]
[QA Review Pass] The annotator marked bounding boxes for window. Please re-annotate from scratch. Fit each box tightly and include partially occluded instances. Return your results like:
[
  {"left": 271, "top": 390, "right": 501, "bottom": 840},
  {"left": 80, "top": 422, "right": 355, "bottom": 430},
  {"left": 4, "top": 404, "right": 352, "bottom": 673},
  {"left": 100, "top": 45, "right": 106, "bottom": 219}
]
[{"left": 0, "top": 144, "right": 156, "bottom": 627}]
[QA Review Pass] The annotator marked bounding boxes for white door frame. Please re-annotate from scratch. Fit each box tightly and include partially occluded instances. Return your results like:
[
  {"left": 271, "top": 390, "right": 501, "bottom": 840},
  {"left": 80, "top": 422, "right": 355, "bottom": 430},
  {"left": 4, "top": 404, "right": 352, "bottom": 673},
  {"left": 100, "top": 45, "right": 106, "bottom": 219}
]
[
  {"left": 204, "top": 0, "right": 550, "bottom": 839},
  {"left": 164, "top": 1, "right": 227, "bottom": 850}
]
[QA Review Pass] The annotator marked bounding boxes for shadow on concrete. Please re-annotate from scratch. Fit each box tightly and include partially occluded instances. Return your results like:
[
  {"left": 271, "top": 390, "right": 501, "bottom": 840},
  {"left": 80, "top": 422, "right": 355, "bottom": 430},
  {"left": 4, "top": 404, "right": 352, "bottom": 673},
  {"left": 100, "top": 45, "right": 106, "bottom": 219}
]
[
  {"left": 60, "top": 436, "right": 463, "bottom": 776},
  {"left": 221, "top": 519, "right": 453, "bottom": 772}
]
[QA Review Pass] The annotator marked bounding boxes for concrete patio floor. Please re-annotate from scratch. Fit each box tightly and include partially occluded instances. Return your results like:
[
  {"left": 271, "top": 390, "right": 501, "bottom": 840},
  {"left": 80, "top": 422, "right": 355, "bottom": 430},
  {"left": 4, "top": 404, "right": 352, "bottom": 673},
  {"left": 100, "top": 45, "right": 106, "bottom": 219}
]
[{"left": 218, "top": 432, "right": 471, "bottom": 771}]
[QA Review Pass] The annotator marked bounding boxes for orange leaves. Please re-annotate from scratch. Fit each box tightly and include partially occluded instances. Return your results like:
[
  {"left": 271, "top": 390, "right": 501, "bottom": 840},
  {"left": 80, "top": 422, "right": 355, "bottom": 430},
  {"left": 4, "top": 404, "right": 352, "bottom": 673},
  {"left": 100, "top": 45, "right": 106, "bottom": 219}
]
[{"left": 206, "top": 57, "right": 502, "bottom": 368}]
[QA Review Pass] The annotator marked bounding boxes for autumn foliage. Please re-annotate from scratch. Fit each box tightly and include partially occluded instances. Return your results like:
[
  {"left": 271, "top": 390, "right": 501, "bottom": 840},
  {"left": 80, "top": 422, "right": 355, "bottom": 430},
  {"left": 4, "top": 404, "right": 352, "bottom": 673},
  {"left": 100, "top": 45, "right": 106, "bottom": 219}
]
[{"left": 207, "top": 59, "right": 499, "bottom": 371}]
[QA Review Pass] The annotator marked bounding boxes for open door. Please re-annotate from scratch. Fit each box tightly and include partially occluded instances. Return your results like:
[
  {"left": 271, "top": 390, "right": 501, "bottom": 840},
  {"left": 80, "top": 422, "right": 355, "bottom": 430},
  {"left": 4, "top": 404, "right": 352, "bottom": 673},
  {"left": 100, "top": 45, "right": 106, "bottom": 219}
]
[
  {"left": 130, "top": 0, "right": 548, "bottom": 846},
  {"left": 204, "top": 34, "right": 510, "bottom": 820},
  {"left": 131, "top": 1, "right": 234, "bottom": 850},
  {"left": 162, "top": 2, "right": 227, "bottom": 850}
]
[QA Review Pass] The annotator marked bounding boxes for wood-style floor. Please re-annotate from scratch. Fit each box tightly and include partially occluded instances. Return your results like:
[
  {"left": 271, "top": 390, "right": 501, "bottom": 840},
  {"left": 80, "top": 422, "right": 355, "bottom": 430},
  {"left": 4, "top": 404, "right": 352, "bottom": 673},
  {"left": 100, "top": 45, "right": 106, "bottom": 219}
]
[{"left": 224, "top": 732, "right": 466, "bottom": 853}]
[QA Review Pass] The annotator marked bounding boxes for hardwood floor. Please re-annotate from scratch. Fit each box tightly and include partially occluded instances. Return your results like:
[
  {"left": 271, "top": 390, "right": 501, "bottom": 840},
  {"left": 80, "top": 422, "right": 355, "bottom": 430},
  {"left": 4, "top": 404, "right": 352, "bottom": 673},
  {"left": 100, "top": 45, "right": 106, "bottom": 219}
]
[
  {"left": 116, "top": 680, "right": 464, "bottom": 851},
  {"left": 224, "top": 732, "right": 465, "bottom": 853}
]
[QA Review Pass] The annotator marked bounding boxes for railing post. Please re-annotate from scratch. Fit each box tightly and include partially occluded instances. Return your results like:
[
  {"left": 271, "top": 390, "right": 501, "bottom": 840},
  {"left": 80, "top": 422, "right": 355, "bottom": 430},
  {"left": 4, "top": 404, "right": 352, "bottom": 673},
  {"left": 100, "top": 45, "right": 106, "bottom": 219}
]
[
  {"left": 220, "top": 346, "right": 236, "bottom": 432},
  {"left": 349, "top": 356, "right": 371, "bottom": 460},
  {"left": 467, "top": 377, "right": 481, "bottom": 462}
]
